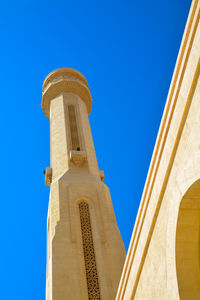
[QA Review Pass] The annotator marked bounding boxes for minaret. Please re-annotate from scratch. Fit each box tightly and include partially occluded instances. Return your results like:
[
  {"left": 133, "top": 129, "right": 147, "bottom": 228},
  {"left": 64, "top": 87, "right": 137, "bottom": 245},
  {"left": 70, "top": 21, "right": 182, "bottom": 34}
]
[{"left": 42, "top": 68, "right": 126, "bottom": 300}]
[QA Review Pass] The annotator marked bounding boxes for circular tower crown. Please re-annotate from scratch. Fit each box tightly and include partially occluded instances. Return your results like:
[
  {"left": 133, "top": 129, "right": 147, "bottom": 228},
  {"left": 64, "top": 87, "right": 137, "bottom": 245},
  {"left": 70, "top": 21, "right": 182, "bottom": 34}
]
[{"left": 42, "top": 68, "right": 92, "bottom": 119}]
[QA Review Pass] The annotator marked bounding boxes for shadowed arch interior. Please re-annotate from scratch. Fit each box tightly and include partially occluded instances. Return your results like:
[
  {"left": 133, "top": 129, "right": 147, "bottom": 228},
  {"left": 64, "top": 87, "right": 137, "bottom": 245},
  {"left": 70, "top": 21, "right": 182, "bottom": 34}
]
[{"left": 176, "top": 179, "right": 200, "bottom": 300}]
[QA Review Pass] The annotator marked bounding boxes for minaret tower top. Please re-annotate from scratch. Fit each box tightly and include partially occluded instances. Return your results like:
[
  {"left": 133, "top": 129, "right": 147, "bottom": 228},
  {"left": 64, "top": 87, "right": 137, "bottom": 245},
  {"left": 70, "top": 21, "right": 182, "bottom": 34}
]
[{"left": 42, "top": 67, "right": 93, "bottom": 119}]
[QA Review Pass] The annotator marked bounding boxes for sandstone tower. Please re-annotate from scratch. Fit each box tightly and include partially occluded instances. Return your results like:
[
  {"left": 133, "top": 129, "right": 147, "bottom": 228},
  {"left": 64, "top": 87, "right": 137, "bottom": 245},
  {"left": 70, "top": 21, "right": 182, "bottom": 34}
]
[{"left": 42, "top": 68, "right": 126, "bottom": 300}]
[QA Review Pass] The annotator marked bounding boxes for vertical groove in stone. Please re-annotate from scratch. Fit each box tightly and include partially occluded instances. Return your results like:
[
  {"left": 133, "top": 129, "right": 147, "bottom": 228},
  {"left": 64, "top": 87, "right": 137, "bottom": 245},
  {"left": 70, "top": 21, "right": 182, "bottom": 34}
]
[
  {"left": 68, "top": 104, "right": 80, "bottom": 150},
  {"left": 79, "top": 202, "right": 101, "bottom": 300}
]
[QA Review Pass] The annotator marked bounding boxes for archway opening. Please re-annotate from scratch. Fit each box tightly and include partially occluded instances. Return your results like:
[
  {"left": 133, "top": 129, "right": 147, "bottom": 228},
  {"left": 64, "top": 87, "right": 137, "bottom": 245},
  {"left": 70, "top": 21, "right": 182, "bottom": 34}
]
[{"left": 176, "top": 179, "right": 200, "bottom": 300}]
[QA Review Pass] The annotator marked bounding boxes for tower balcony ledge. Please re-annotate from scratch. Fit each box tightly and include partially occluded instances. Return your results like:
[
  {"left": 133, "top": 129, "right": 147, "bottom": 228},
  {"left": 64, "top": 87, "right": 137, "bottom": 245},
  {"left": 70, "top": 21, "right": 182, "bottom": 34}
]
[{"left": 42, "top": 68, "right": 92, "bottom": 119}]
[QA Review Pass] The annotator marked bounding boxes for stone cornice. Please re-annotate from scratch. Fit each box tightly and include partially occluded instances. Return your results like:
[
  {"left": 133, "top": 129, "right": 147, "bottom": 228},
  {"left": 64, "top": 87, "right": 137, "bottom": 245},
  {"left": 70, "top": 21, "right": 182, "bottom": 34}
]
[{"left": 42, "top": 68, "right": 92, "bottom": 119}]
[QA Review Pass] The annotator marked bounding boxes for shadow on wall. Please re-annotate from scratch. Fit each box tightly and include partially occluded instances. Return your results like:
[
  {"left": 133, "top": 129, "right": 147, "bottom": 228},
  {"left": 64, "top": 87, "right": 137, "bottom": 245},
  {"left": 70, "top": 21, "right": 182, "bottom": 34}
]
[{"left": 176, "top": 179, "right": 200, "bottom": 300}]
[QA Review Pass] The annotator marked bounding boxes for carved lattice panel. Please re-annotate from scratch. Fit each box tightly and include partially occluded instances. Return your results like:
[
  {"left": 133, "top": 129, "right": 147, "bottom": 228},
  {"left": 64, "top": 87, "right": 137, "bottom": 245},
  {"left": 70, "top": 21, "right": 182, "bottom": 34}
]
[
  {"left": 79, "top": 202, "right": 101, "bottom": 300},
  {"left": 68, "top": 104, "right": 80, "bottom": 150}
]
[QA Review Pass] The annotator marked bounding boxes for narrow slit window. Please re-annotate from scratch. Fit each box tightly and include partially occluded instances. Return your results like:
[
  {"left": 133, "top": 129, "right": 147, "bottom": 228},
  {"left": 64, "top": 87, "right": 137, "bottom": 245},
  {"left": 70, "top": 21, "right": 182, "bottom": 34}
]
[
  {"left": 68, "top": 104, "right": 80, "bottom": 150},
  {"left": 79, "top": 201, "right": 101, "bottom": 300}
]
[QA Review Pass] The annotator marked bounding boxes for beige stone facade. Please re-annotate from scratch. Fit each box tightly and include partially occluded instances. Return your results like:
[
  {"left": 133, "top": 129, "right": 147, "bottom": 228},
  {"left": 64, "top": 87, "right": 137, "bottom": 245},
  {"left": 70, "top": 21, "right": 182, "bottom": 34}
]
[
  {"left": 116, "top": 0, "right": 200, "bottom": 299},
  {"left": 42, "top": 68, "right": 126, "bottom": 300}
]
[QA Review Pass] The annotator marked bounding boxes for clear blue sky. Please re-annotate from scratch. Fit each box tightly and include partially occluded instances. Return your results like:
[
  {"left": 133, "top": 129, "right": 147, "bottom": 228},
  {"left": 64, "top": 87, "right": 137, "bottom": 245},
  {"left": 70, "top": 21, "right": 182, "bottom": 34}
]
[{"left": 0, "top": 1, "right": 191, "bottom": 299}]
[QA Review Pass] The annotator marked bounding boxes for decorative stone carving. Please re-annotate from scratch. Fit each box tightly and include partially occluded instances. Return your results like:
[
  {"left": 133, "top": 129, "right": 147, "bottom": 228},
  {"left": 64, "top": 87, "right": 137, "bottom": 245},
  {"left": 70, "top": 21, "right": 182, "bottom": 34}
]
[
  {"left": 69, "top": 150, "right": 87, "bottom": 167},
  {"left": 45, "top": 167, "right": 52, "bottom": 186},
  {"left": 79, "top": 202, "right": 101, "bottom": 300}
]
